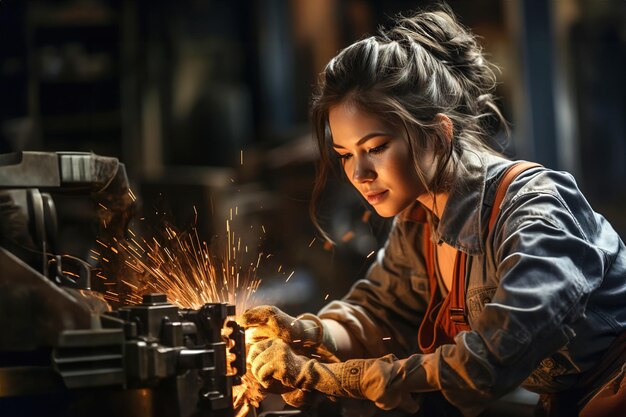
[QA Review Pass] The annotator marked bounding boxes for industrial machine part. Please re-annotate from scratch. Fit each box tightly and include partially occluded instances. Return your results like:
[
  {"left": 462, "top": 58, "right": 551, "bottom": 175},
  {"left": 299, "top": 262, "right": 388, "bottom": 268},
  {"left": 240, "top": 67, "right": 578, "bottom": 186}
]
[{"left": 0, "top": 151, "right": 246, "bottom": 417}]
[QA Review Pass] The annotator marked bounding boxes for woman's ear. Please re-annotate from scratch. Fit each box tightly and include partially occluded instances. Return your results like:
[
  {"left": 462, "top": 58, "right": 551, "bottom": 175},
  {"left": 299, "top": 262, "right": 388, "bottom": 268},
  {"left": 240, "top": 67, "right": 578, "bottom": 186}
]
[{"left": 434, "top": 113, "right": 453, "bottom": 143}]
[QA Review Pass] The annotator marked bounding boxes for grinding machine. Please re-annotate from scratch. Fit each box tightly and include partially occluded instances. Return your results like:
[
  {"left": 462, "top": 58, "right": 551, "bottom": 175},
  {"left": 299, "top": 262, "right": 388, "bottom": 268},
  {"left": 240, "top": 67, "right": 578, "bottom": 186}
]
[{"left": 0, "top": 151, "right": 247, "bottom": 417}]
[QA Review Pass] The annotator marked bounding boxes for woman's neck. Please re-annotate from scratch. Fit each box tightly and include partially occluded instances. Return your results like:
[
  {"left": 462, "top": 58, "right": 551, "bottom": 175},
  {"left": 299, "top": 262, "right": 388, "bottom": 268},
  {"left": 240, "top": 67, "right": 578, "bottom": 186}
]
[{"left": 417, "top": 192, "right": 449, "bottom": 220}]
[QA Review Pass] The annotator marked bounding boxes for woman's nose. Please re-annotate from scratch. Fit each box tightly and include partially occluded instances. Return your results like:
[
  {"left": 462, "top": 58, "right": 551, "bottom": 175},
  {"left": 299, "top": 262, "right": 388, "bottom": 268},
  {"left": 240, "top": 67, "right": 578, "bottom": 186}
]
[{"left": 352, "top": 158, "right": 376, "bottom": 183}]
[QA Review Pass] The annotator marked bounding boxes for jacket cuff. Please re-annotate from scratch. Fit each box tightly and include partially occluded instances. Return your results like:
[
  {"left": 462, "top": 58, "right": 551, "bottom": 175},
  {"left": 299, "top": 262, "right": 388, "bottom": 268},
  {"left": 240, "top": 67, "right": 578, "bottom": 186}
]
[{"left": 326, "top": 360, "right": 365, "bottom": 398}]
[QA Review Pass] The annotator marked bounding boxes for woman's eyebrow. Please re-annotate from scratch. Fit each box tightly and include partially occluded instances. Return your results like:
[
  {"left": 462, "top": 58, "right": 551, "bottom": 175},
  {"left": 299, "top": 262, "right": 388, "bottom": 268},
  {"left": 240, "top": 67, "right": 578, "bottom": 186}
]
[{"left": 332, "top": 132, "right": 390, "bottom": 149}]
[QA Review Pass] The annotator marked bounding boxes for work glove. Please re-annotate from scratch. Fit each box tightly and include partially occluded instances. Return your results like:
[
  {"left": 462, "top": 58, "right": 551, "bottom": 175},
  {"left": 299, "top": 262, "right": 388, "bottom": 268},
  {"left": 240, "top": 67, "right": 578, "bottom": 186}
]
[
  {"left": 248, "top": 338, "right": 424, "bottom": 413},
  {"left": 241, "top": 305, "right": 338, "bottom": 361}
]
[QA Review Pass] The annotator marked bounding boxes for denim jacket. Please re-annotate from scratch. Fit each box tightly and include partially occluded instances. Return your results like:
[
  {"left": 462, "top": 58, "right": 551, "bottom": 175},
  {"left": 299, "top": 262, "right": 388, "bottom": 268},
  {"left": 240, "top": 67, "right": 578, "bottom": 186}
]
[{"left": 318, "top": 150, "right": 626, "bottom": 416}]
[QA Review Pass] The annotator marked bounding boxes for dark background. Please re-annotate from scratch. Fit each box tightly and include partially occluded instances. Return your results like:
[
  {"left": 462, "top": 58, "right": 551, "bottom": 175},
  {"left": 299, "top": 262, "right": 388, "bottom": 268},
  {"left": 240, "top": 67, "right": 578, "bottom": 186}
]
[{"left": 0, "top": 0, "right": 624, "bottom": 315}]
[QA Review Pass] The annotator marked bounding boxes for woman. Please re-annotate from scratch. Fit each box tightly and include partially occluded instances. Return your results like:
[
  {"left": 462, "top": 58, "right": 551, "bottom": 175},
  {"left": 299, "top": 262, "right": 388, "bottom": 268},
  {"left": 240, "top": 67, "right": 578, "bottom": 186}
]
[{"left": 242, "top": 5, "right": 626, "bottom": 417}]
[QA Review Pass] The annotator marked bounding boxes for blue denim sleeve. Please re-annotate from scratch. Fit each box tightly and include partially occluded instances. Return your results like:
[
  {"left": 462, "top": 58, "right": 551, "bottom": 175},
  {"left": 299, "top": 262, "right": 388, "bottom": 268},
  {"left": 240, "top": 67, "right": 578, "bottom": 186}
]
[{"left": 435, "top": 171, "right": 614, "bottom": 414}]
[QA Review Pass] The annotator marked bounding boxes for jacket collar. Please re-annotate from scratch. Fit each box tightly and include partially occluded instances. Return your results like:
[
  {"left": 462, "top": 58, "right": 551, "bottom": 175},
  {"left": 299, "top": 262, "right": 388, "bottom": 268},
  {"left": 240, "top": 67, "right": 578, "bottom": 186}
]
[{"left": 400, "top": 150, "right": 512, "bottom": 255}]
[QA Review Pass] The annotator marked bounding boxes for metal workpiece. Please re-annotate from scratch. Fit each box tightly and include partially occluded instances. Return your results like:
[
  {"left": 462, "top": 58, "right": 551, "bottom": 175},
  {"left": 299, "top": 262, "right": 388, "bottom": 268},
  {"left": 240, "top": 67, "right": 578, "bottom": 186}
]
[{"left": 48, "top": 294, "right": 246, "bottom": 416}]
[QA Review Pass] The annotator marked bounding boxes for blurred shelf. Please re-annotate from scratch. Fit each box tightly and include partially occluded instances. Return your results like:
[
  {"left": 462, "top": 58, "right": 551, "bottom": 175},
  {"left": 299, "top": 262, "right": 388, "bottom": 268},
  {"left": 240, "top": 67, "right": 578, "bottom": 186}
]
[
  {"left": 41, "top": 111, "right": 120, "bottom": 133},
  {"left": 28, "top": 1, "right": 118, "bottom": 28},
  {"left": 26, "top": 0, "right": 133, "bottom": 162},
  {"left": 38, "top": 74, "right": 117, "bottom": 84}
]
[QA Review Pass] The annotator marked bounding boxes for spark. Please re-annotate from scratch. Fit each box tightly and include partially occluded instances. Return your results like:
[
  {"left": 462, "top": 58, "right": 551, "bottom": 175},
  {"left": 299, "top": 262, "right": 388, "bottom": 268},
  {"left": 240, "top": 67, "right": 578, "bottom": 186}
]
[
  {"left": 233, "top": 373, "right": 263, "bottom": 417},
  {"left": 100, "top": 207, "right": 267, "bottom": 414},
  {"left": 383, "top": 337, "right": 391, "bottom": 341},
  {"left": 308, "top": 237, "right": 316, "bottom": 248},
  {"left": 367, "top": 250, "right": 375, "bottom": 258},
  {"left": 124, "top": 259, "right": 144, "bottom": 274},
  {"left": 98, "top": 203, "right": 108, "bottom": 210},
  {"left": 341, "top": 231, "right": 354, "bottom": 242},
  {"left": 240, "top": 150, "right": 244, "bottom": 165},
  {"left": 104, "top": 209, "right": 263, "bottom": 314},
  {"left": 131, "top": 238, "right": 146, "bottom": 253},
  {"left": 286, "top": 271, "right": 294, "bottom": 282},
  {"left": 303, "top": 323, "right": 319, "bottom": 332},
  {"left": 324, "top": 293, "right": 329, "bottom": 300},
  {"left": 121, "top": 279, "right": 139, "bottom": 290}
]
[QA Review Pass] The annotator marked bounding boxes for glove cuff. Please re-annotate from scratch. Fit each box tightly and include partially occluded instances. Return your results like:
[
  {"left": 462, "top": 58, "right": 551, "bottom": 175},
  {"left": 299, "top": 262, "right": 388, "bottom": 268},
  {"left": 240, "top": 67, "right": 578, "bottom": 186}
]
[
  {"left": 325, "top": 360, "right": 365, "bottom": 399},
  {"left": 297, "top": 313, "right": 340, "bottom": 351},
  {"left": 295, "top": 313, "right": 324, "bottom": 348}
]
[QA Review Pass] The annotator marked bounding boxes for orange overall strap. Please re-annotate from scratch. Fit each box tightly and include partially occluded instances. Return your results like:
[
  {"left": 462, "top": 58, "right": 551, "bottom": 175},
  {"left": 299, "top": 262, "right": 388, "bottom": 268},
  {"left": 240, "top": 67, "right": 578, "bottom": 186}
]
[
  {"left": 448, "top": 251, "right": 469, "bottom": 327},
  {"left": 450, "top": 161, "right": 542, "bottom": 328},
  {"left": 488, "top": 162, "right": 543, "bottom": 231},
  {"left": 418, "top": 161, "right": 542, "bottom": 353},
  {"left": 450, "top": 161, "right": 543, "bottom": 328},
  {"left": 416, "top": 223, "right": 441, "bottom": 354}
]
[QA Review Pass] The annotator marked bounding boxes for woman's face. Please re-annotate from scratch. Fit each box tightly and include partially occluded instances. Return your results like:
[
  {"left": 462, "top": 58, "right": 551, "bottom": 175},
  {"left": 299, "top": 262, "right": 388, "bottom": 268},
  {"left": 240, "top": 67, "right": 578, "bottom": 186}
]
[{"left": 328, "top": 101, "right": 428, "bottom": 217}]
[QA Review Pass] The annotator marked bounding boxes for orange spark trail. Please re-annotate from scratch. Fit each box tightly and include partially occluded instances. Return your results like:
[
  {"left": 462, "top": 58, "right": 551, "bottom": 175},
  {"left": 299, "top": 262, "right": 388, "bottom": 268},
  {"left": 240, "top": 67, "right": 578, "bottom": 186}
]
[{"left": 104, "top": 221, "right": 263, "bottom": 313}]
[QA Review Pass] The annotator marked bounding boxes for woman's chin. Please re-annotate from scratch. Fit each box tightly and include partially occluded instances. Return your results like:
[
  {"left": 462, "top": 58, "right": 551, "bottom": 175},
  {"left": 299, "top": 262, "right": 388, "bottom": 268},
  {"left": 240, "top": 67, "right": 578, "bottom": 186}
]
[{"left": 371, "top": 205, "right": 399, "bottom": 218}]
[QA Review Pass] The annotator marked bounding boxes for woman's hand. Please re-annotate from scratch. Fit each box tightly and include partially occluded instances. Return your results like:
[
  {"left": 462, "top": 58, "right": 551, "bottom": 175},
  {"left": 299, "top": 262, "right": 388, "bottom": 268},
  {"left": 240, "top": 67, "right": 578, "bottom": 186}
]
[
  {"left": 247, "top": 338, "right": 423, "bottom": 413},
  {"left": 241, "top": 305, "right": 323, "bottom": 348},
  {"left": 247, "top": 338, "right": 344, "bottom": 395}
]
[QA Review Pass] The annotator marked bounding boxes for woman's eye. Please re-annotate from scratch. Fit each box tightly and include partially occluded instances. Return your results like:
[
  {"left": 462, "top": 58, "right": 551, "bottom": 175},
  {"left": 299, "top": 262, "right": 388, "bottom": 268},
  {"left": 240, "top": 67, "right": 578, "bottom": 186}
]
[
  {"left": 337, "top": 153, "right": 352, "bottom": 161},
  {"left": 369, "top": 143, "right": 388, "bottom": 154}
]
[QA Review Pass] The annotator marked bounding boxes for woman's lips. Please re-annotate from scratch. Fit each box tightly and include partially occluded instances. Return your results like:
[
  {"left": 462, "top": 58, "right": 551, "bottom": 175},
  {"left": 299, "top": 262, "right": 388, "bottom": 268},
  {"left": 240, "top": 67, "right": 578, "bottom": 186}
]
[{"left": 365, "top": 190, "right": 389, "bottom": 205}]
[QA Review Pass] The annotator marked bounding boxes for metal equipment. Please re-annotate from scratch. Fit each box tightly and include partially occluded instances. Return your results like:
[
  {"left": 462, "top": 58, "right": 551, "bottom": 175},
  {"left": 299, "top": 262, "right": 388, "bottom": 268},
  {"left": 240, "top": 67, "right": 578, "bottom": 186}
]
[{"left": 0, "top": 151, "right": 246, "bottom": 417}]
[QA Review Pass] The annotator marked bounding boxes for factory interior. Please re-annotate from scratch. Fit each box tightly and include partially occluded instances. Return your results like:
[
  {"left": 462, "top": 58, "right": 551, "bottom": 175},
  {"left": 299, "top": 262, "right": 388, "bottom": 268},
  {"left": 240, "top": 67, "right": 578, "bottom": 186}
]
[{"left": 0, "top": 0, "right": 624, "bottom": 416}]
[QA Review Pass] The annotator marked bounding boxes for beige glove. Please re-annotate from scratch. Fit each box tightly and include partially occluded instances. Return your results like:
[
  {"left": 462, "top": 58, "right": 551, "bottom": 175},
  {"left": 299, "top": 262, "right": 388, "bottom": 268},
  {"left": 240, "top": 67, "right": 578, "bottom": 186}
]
[
  {"left": 241, "top": 305, "right": 338, "bottom": 359},
  {"left": 248, "top": 338, "right": 425, "bottom": 413},
  {"left": 240, "top": 305, "right": 338, "bottom": 407}
]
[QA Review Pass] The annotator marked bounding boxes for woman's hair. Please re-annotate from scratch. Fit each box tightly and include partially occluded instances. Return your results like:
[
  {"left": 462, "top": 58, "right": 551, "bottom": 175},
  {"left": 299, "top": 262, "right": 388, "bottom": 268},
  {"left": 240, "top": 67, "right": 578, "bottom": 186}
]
[{"left": 309, "top": 4, "right": 506, "bottom": 241}]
